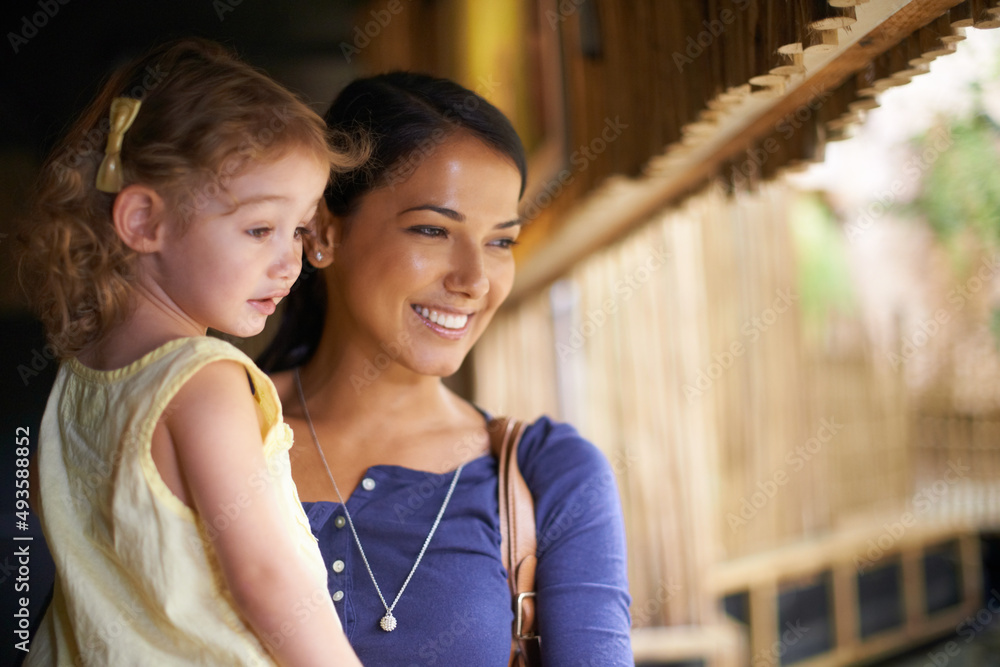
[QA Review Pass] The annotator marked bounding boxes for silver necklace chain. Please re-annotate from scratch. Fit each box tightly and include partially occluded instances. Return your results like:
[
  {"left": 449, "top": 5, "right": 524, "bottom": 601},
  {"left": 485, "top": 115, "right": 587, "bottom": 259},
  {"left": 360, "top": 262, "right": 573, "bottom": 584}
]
[{"left": 294, "top": 368, "right": 464, "bottom": 633}]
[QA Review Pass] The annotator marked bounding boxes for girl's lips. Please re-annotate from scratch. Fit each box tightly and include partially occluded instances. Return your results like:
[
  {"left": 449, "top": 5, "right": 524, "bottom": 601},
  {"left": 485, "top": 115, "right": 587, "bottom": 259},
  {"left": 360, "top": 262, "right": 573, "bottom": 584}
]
[
  {"left": 411, "top": 304, "right": 473, "bottom": 339},
  {"left": 249, "top": 298, "right": 277, "bottom": 315}
]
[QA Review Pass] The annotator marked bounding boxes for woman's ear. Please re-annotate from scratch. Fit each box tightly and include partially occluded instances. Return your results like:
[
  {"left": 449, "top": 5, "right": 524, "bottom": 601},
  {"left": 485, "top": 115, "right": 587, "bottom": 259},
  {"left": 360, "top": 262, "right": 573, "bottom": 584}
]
[
  {"left": 304, "top": 199, "right": 340, "bottom": 269},
  {"left": 112, "top": 185, "right": 167, "bottom": 253}
]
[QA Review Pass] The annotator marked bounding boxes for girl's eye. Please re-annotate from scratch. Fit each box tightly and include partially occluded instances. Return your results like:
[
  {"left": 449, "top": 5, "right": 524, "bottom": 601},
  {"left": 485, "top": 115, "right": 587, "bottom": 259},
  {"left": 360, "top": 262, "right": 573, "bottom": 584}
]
[
  {"left": 408, "top": 226, "right": 448, "bottom": 238},
  {"left": 248, "top": 227, "right": 271, "bottom": 239},
  {"left": 295, "top": 226, "right": 313, "bottom": 240}
]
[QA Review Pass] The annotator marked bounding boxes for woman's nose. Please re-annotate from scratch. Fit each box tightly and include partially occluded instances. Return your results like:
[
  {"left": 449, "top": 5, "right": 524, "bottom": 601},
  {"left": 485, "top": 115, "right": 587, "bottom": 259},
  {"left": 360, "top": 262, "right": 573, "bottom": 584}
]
[{"left": 444, "top": 239, "right": 489, "bottom": 299}]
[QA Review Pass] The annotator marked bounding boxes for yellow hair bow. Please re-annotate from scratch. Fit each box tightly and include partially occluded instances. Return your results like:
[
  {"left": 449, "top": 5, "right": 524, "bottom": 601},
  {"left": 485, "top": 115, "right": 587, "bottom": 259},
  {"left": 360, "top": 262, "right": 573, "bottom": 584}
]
[{"left": 95, "top": 97, "right": 142, "bottom": 193}]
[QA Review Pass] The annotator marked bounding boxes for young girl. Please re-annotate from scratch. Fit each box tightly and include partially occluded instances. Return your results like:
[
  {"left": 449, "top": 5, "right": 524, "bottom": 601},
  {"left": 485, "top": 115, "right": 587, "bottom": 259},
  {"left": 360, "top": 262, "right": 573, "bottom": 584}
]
[{"left": 20, "top": 39, "right": 363, "bottom": 666}]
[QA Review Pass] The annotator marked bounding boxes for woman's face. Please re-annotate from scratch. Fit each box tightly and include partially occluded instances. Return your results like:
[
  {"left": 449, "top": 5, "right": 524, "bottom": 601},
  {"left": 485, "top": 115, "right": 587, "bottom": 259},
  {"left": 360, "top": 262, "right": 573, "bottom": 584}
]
[{"left": 325, "top": 132, "right": 522, "bottom": 378}]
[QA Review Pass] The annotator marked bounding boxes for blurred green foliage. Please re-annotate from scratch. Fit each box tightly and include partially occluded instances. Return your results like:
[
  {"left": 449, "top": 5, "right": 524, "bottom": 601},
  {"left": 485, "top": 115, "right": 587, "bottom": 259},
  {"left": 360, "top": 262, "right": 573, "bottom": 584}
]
[
  {"left": 907, "top": 99, "right": 1000, "bottom": 346},
  {"left": 791, "top": 192, "right": 857, "bottom": 333},
  {"left": 909, "top": 111, "right": 1000, "bottom": 253}
]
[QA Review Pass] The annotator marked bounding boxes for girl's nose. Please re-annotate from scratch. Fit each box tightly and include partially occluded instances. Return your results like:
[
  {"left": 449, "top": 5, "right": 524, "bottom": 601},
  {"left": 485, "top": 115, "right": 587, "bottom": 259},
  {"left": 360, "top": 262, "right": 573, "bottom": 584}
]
[{"left": 271, "top": 239, "right": 302, "bottom": 282}]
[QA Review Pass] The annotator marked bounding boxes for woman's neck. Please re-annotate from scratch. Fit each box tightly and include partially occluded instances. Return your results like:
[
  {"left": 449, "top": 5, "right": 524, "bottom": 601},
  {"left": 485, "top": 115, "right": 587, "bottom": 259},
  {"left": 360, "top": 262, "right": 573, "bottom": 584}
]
[{"left": 293, "top": 324, "right": 477, "bottom": 437}]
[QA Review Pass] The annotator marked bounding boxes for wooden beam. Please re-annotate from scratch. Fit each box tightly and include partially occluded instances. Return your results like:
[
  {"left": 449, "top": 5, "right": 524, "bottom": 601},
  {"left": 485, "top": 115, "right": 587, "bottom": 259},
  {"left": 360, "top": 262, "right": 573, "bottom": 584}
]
[
  {"left": 509, "top": 0, "right": 964, "bottom": 303},
  {"left": 630, "top": 623, "right": 746, "bottom": 665}
]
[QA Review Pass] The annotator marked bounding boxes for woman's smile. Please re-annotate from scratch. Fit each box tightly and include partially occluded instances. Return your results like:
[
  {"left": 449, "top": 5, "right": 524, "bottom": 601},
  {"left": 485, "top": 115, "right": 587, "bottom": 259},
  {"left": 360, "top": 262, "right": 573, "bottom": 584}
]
[{"left": 410, "top": 304, "right": 474, "bottom": 338}]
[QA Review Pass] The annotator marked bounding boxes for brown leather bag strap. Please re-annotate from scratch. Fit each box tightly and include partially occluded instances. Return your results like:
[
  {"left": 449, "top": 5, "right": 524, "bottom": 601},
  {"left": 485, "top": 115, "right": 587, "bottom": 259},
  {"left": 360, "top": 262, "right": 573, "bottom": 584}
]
[{"left": 489, "top": 417, "right": 541, "bottom": 666}]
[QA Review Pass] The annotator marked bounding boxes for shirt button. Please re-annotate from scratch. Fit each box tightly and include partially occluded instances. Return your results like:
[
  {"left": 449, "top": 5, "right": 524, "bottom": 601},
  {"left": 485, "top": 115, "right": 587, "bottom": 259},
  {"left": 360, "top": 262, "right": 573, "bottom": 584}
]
[
  {"left": 332, "top": 560, "right": 345, "bottom": 573},
  {"left": 361, "top": 477, "right": 376, "bottom": 491},
  {"left": 334, "top": 515, "right": 346, "bottom": 528},
  {"left": 332, "top": 590, "right": 344, "bottom": 602}
]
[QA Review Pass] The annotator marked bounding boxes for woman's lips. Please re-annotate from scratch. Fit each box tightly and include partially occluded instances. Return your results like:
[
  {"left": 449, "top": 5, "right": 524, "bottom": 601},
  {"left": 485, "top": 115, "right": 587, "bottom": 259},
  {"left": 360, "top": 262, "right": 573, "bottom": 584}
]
[{"left": 411, "top": 304, "right": 473, "bottom": 338}]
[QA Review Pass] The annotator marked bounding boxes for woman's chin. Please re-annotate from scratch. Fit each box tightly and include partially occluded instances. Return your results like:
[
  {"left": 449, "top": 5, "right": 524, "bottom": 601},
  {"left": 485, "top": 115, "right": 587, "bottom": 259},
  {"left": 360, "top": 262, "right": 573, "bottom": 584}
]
[{"left": 407, "top": 354, "right": 466, "bottom": 379}]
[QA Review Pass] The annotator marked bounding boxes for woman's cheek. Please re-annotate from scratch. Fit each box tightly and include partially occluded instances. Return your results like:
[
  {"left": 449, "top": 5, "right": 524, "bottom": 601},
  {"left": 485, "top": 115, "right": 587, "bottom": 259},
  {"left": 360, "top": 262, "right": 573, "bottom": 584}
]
[{"left": 491, "top": 262, "right": 516, "bottom": 300}]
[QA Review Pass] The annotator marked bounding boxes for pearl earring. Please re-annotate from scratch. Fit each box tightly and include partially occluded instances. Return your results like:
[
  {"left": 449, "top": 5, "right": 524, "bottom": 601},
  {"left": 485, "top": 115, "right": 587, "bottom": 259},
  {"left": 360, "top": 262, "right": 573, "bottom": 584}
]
[{"left": 315, "top": 251, "right": 324, "bottom": 261}]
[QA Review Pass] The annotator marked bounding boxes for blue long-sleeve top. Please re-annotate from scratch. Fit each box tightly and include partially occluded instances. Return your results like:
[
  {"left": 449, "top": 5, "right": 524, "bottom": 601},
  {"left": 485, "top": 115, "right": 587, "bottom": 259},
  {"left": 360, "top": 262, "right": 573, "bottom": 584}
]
[{"left": 302, "top": 415, "right": 633, "bottom": 666}]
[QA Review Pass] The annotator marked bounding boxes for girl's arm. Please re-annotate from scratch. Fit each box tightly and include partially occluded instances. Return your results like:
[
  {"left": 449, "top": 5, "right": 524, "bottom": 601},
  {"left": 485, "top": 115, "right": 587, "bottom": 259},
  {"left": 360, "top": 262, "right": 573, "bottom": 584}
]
[{"left": 164, "top": 360, "right": 360, "bottom": 667}]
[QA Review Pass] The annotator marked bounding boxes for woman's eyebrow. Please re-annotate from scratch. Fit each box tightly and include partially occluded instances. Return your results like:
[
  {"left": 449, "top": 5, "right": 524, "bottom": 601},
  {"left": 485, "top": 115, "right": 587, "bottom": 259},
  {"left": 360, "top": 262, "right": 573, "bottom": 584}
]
[
  {"left": 400, "top": 204, "right": 464, "bottom": 221},
  {"left": 400, "top": 204, "right": 522, "bottom": 229}
]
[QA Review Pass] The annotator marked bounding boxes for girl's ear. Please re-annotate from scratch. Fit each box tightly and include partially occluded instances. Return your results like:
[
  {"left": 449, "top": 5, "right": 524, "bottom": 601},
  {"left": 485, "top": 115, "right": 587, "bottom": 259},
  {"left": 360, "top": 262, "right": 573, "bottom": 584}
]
[
  {"left": 304, "top": 199, "right": 340, "bottom": 269},
  {"left": 112, "top": 185, "right": 168, "bottom": 253}
]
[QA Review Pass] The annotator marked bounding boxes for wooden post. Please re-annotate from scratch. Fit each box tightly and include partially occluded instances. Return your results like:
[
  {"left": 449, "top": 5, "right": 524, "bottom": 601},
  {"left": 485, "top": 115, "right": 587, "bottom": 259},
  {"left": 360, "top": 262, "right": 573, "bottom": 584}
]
[
  {"left": 833, "top": 563, "right": 859, "bottom": 653},
  {"left": 750, "top": 581, "right": 779, "bottom": 667}
]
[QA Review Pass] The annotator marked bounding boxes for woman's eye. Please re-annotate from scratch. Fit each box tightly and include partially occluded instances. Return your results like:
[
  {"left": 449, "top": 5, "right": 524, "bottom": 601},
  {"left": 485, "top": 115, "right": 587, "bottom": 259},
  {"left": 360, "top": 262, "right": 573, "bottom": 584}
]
[
  {"left": 491, "top": 238, "right": 519, "bottom": 250},
  {"left": 409, "top": 226, "right": 448, "bottom": 238}
]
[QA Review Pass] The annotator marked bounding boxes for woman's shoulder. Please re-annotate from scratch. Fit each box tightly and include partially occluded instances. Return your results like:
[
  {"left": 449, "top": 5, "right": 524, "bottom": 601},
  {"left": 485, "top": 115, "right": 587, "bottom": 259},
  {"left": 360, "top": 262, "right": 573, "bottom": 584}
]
[
  {"left": 506, "top": 415, "right": 628, "bottom": 562},
  {"left": 518, "top": 415, "right": 606, "bottom": 464},
  {"left": 512, "top": 415, "right": 619, "bottom": 497}
]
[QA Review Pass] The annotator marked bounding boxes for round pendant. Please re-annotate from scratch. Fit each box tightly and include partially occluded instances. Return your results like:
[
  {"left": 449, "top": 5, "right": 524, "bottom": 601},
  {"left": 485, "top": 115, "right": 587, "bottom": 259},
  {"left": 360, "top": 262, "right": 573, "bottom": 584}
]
[{"left": 380, "top": 613, "right": 397, "bottom": 632}]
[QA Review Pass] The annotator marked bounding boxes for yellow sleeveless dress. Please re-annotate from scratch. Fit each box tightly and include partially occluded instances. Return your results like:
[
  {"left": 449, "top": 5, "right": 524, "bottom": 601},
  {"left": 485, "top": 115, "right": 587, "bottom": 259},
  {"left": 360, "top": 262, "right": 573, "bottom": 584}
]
[{"left": 26, "top": 336, "right": 331, "bottom": 666}]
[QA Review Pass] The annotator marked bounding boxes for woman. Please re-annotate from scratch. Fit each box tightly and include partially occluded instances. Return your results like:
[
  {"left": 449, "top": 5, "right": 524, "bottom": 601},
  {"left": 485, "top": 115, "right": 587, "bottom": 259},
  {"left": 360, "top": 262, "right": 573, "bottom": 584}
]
[{"left": 261, "top": 72, "right": 633, "bottom": 665}]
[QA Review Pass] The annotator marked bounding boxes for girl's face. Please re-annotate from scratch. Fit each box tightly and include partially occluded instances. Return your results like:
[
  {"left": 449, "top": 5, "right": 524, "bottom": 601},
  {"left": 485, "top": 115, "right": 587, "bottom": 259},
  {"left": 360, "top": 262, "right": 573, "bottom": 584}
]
[
  {"left": 153, "top": 148, "right": 329, "bottom": 338},
  {"left": 326, "top": 132, "right": 522, "bottom": 378}
]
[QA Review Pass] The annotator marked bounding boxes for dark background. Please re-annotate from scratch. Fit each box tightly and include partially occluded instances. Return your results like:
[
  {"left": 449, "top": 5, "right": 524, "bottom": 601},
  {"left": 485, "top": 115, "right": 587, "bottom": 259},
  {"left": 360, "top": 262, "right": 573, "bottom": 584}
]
[{"left": 0, "top": 2, "right": 375, "bottom": 663}]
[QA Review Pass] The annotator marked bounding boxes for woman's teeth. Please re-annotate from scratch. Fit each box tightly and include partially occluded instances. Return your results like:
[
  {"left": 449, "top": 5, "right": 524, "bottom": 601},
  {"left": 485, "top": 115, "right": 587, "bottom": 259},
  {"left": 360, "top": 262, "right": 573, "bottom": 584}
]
[{"left": 415, "top": 306, "right": 468, "bottom": 330}]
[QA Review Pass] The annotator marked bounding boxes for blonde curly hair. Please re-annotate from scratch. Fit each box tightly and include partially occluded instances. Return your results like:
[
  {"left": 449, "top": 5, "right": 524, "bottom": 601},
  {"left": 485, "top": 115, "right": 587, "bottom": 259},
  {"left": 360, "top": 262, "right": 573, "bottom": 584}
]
[{"left": 20, "top": 38, "right": 365, "bottom": 358}]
